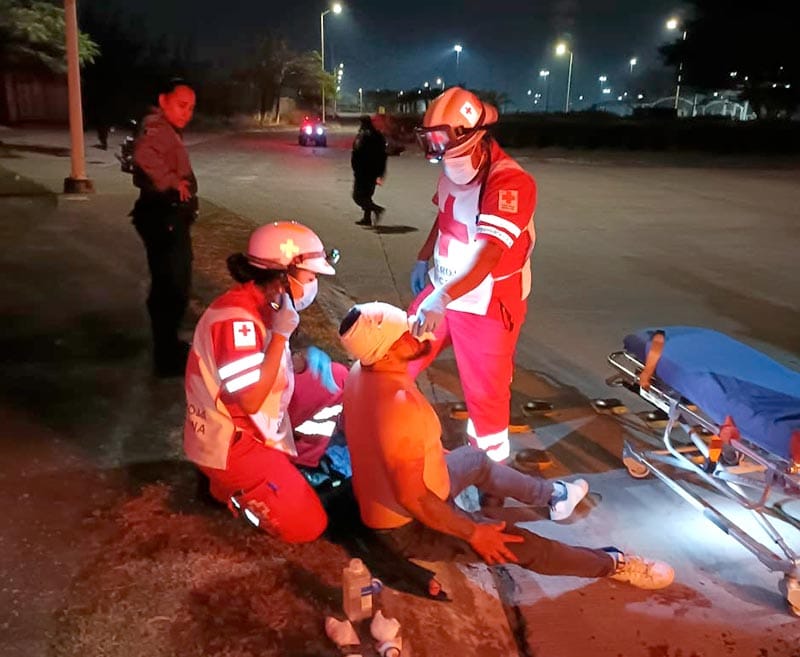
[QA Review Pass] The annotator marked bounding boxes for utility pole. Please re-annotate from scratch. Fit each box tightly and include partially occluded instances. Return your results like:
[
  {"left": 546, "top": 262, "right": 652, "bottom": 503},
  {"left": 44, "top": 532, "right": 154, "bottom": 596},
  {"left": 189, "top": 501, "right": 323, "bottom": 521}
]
[{"left": 63, "top": 0, "right": 93, "bottom": 193}]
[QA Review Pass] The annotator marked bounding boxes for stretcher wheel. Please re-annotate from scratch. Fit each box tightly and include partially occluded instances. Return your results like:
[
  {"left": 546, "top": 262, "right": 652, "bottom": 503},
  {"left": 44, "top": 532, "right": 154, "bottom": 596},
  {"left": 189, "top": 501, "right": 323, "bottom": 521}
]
[{"left": 623, "top": 455, "right": 650, "bottom": 479}]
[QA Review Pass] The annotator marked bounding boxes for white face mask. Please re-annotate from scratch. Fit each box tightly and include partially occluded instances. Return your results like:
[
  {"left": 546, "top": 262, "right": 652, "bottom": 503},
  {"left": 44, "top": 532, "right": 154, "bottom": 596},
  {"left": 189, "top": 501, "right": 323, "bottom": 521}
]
[
  {"left": 289, "top": 275, "right": 318, "bottom": 311},
  {"left": 443, "top": 151, "right": 480, "bottom": 185}
]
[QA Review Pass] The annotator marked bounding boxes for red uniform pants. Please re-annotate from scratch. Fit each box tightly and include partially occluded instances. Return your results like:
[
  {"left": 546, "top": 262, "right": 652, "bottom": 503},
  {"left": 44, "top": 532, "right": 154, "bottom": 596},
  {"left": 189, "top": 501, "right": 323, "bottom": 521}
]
[
  {"left": 408, "top": 285, "right": 526, "bottom": 443},
  {"left": 200, "top": 363, "right": 348, "bottom": 543}
]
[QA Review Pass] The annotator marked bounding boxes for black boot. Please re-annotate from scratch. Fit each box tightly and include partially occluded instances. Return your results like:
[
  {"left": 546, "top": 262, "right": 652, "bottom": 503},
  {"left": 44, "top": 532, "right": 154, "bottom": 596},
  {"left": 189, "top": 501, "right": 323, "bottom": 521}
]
[{"left": 355, "top": 211, "right": 372, "bottom": 226}]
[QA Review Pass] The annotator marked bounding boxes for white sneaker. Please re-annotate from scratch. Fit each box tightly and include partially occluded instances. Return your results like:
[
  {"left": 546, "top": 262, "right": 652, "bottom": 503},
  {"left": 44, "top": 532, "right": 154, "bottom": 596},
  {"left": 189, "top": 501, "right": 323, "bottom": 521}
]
[
  {"left": 549, "top": 478, "right": 589, "bottom": 521},
  {"left": 609, "top": 552, "right": 675, "bottom": 590}
]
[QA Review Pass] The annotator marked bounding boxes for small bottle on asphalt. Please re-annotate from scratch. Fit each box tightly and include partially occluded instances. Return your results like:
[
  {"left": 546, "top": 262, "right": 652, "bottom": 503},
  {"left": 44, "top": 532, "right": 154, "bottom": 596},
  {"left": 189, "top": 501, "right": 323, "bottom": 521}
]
[{"left": 342, "top": 558, "right": 374, "bottom": 622}]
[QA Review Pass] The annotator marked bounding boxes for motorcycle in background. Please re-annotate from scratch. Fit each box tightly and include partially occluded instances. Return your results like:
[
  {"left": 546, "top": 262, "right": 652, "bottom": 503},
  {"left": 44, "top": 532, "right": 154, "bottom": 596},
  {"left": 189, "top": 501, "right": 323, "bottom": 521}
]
[{"left": 115, "top": 119, "right": 137, "bottom": 173}]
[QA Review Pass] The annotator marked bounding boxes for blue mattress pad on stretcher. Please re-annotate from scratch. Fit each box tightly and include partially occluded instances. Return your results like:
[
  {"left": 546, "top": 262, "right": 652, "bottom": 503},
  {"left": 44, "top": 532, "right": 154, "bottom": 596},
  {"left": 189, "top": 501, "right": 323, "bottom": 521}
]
[{"left": 624, "top": 327, "right": 800, "bottom": 461}]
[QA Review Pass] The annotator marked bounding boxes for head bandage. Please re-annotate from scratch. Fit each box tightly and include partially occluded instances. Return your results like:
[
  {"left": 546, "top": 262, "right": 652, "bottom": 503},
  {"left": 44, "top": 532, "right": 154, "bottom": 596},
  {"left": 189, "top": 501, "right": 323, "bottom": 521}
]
[{"left": 340, "top": 301, "right": 431, "bottom": 365}]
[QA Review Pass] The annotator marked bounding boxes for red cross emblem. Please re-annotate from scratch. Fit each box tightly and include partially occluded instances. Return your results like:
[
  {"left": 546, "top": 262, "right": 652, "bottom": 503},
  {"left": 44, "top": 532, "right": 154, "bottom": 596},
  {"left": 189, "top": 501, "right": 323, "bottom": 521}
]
[
  {"left": 280, "top": 239, "right": 301, "bottom": 259},
  {"left": 437, "top": 194, "right": 470, "bottom": 257},
  {"left": 232, "top": 320, "right": 257, "bottom": 348},
  {"left": 459, "top": 101, "right": 478, "bottom": 126},
  {"left": 498, "top": 189, "right": 518, "bottom": 213}
]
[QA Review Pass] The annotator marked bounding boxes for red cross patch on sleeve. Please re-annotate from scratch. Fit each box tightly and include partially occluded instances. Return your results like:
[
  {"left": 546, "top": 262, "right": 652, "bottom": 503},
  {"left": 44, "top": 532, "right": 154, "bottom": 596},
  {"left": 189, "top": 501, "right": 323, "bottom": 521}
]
[
  {"left": 233, "top": 321, "right": 257, "bottom": 349},
  {"left": 498, "top": 189, "right": 519, "bottom": 213}
]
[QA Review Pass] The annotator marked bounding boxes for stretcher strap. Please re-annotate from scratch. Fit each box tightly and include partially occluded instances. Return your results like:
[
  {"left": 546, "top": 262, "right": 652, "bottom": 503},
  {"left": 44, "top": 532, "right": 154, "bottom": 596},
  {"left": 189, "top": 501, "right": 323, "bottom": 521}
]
[{"left": 639, "top": 330, "right": 665, "bottom": 391}]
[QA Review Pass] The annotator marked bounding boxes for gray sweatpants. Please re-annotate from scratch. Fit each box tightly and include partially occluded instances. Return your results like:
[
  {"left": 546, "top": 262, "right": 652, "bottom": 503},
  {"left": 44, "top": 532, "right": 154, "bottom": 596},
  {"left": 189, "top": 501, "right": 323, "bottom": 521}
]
[{"left": 375, "top": 446, "right": 616, "bottom": 578}]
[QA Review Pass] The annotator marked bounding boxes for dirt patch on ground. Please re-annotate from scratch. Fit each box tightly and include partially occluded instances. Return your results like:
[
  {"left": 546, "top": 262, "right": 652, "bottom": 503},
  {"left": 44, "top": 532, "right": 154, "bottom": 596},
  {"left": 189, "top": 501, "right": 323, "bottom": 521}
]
[{"left": 51, "top": 483, "right": 355, "bottom": 657}]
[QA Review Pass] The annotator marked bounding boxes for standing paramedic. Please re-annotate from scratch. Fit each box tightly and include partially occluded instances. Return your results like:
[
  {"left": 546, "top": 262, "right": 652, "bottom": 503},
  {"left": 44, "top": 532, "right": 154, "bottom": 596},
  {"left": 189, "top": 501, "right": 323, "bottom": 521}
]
[
  {"left": 410, "top": 86, "right": 536, "bottom": 463},
  {"left": 131, "top": 79, "right": 198, "bottom": 377},
  {"left": 184, "top": 221, "right": 347, "bottom": 543}
]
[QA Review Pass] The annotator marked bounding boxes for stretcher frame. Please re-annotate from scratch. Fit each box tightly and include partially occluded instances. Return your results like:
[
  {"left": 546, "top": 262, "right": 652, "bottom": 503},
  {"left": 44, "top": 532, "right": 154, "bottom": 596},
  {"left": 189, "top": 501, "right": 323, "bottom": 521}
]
[{"left": 604, "top": 348, "right": 800, "bottom": 616}]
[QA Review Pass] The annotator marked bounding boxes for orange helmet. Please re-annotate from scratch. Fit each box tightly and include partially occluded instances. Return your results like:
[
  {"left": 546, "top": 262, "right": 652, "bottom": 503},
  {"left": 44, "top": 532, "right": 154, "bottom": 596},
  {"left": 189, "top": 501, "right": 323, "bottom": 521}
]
[
  {"left": 416, "top": 87, "right": 498, "bottom": 162},
  {"left": 246, "top": 221, "right": 338, "bottom": 275}
]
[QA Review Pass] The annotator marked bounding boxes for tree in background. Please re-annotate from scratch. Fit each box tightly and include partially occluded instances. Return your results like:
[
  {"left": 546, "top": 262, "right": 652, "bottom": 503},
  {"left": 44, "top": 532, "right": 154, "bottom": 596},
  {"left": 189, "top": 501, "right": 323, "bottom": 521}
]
[
  {"left": 661, "top": 0, "right": 800, "bottom": 118},
  {"left": 241, "top": 35, "right": 332, "bottom": 125},
  {"left": 0, "top": 0, "right": 99, "bottom": 71},
  {"left": 475, "top": 90, "right": 512, "bottom": 113}
]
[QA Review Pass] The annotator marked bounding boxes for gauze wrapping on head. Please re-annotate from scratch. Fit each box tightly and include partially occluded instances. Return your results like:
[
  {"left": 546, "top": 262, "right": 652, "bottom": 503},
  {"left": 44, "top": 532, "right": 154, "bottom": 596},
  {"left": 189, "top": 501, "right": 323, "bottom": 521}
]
[{"left": 340, "top": 301, "right": 427, "bottom": 365}]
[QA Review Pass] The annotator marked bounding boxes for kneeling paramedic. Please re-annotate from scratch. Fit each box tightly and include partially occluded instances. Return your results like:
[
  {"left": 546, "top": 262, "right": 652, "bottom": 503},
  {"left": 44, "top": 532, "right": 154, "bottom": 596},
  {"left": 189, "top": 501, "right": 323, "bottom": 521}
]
[
  {"left": 184, "top": 221, "right": 347, "bottom": 542},
  {"left": 338, "top": 301, "right": 675, "bottom": 589}
]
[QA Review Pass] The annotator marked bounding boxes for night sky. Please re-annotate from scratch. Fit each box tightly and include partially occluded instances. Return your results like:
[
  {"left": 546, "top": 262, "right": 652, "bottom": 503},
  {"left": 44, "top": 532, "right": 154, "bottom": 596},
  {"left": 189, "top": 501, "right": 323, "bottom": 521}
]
[{"left": 101, "top": 0, "right": 687, "bottom": 109}]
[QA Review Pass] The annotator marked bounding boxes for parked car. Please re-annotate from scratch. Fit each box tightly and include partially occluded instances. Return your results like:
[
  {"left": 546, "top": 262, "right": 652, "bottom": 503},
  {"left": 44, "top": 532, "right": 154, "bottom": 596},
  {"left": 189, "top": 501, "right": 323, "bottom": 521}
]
[{"left": 298, "top": 117, "right": 327, "bottom": 147}]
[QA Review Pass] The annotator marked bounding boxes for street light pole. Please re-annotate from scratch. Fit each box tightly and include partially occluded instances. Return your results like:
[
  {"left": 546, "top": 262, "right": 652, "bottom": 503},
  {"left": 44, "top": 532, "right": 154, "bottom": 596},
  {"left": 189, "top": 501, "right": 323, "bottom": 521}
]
[
  {"left": 63, "top": 0, "right": 93, "bottom": 193},
  {"left": 555, "top": 42, "right": 573, "bottom": 112},
  {"left": 358, "top": 87, "right": 363, "bottom": 114},
  {"left": 539, "top": 69, "right": 550, "bottom": 112},
  {"left": 320, "top": 3, "right": 342, "bottom": 123},
  {"left": 454, "top": 44, "right": 462, "bottom": 81},
  {"left": 629, "top": 57, "right": 637, "bottom": 75},
  {"left": 667, "top": 18, "right": 687, "bottom": 112}
]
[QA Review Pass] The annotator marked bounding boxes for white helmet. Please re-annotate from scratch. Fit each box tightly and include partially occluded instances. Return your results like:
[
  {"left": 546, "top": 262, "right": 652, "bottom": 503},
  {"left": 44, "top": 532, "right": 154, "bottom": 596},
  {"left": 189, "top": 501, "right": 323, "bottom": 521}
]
[{"left": 246, "top": 221, "right": 337, "bottom": 275}]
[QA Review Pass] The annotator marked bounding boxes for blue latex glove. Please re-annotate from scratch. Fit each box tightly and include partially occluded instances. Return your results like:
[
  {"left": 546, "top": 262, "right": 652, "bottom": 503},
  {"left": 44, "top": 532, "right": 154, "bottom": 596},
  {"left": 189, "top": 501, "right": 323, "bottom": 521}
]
[
  {"left": 412, "top": 288, "right": 451, "bottom": 337},
  {"left": 305, "top": 346, "right": 340, "bottom": 393},
  {"left": 410, "top": 260, "right": 429, "bottom": 296}
]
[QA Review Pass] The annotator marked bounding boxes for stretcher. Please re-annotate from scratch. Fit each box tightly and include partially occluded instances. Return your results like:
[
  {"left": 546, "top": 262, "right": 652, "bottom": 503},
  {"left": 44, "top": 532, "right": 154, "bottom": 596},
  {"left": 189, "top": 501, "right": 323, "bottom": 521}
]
[{"left": 602, "top": 327, "right": 800, "bottom": 615}]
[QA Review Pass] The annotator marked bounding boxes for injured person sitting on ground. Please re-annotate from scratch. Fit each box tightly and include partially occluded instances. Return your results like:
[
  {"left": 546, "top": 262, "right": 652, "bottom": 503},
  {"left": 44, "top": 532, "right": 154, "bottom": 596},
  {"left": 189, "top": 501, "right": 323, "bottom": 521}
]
[{"left": 338, "top": 301, "right": 675, "bottom": 589}]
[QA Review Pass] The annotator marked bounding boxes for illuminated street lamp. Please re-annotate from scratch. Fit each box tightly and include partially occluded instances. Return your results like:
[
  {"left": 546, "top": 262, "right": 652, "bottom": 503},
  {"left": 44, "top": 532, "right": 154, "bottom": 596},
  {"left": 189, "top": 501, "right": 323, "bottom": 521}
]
[
  {"left": 598, "top": 74, "right": 607, "bottom": 100},
  {"left": 454, "top": 44, "right": 463, "bottom": 79},
  {"left": 358, "top": 87, "right": 363, "bottom": 113},
  {"left": 555, "top": 42, "right": 573, "bottom": 112},
  {"left": 539, "top": 69, "right": 550, "bottom": 112},
  {"left": 629, "top": 57, "right": 638, "bottom": 74},
  {"left": 666, "top": 16, "right": 688, "bottom": 112},
  {"left": 320, "top": 2, "right": 343, "bottom": 122},
  {"left": 436, "top": 77, "right": 444, "bottom": 90}
]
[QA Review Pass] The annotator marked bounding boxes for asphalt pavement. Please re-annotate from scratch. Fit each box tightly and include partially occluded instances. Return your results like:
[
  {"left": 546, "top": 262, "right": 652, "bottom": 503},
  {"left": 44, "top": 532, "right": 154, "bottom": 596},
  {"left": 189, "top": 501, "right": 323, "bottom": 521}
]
[{"left": 1, "top": 124, "right": 799, "bottom": 656}]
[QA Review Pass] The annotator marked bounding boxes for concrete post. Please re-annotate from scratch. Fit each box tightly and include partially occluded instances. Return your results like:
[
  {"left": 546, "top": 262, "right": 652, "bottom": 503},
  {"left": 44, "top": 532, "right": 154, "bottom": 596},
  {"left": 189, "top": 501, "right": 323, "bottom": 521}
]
[{"left": 63, "top": 0, "right": 94, "bottom": 193}]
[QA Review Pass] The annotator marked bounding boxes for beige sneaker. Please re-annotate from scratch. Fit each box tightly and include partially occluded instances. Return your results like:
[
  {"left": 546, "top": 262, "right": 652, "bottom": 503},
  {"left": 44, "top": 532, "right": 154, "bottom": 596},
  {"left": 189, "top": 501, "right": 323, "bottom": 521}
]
[{"left": 609, "top": 552, "right": 675, "bottom": 590}]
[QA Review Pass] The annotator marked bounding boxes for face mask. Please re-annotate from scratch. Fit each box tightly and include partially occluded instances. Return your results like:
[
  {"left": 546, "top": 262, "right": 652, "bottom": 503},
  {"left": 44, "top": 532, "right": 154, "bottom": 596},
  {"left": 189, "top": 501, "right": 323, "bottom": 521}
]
[
  {"left": 288, "top": 275, "right": 318, "bottom": 311},
  {"left": 443, "top": 151, "right": 480, "bottom": 185}
]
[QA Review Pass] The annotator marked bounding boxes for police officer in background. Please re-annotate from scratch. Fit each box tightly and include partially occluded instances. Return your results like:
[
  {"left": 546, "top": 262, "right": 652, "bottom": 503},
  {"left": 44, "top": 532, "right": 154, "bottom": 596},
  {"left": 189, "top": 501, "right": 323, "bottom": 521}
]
[
  {"left": 131, "top": 79, "right": 198, "bottom": 377},
  {"left": 351, "top": 115, "right": 387, "bottom": 226}
]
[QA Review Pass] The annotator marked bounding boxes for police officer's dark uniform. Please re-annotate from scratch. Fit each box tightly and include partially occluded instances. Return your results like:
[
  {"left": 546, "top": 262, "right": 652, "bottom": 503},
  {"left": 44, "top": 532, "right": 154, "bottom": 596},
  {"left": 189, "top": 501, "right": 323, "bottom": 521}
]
[
  {"left": 131, "top": 108, "right": 198, "bottom": 376},
  {"left": 351, "top": 116, "right": 387, "bottom": 226}
]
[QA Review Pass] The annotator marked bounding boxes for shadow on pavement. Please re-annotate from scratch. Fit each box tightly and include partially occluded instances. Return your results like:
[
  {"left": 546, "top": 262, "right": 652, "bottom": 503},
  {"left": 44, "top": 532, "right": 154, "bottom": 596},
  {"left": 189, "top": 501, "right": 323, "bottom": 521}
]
[
  {"left": 373, "top": 224, "right": 419, "bottom": 235},
  {"left": 0, "top": 141, "right": 71, "bottom": 157}
]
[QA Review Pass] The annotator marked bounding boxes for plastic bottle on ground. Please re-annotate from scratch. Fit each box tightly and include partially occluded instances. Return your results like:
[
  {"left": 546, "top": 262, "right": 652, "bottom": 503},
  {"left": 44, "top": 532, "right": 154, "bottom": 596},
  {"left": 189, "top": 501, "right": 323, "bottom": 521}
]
[{"left": 342, "top": 558, "right": 374, "bottom": 622}]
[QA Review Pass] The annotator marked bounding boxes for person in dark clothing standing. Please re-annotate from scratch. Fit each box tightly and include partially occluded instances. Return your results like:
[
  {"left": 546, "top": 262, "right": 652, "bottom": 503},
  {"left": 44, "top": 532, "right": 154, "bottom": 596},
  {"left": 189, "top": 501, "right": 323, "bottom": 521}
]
[
  {"left": 351, "top": 116, "right": 387, "bottom": 227},
  {"left": 130, "top": 79, "right": 198, "bottom": 377}
]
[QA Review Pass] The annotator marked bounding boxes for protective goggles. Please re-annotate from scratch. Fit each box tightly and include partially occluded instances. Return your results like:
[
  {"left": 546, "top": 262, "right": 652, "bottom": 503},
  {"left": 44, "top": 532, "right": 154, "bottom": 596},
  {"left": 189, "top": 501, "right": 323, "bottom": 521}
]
[
  {"left": 294, "top": 248, "right": 340, "bottom": 267},
  {"left": 415, "top": 124, "right": 482, "bottom": 162}
]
